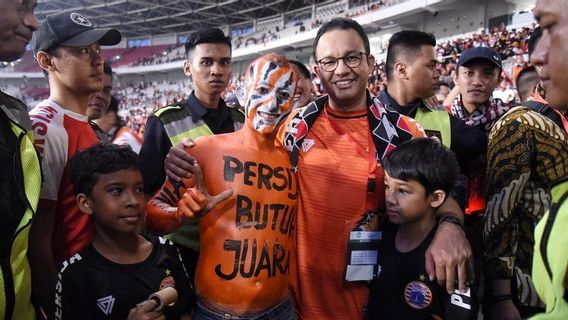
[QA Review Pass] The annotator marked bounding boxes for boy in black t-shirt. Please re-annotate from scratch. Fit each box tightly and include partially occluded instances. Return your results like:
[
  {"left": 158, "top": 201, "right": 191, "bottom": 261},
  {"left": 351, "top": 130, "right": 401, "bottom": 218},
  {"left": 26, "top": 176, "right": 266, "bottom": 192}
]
[
  {"left": 56, "top": 144, "right": 193, "bottom": 319},
  {"left": 367, "top": 138, "right": 475, "bottom": 319}
]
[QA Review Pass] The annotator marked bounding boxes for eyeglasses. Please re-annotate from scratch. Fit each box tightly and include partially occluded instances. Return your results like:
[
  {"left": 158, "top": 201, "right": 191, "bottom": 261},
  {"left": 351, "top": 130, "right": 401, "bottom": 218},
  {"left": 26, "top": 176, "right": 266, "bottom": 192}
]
[{"left": 317, "top": 52, "right": 367, "bottom": 72}]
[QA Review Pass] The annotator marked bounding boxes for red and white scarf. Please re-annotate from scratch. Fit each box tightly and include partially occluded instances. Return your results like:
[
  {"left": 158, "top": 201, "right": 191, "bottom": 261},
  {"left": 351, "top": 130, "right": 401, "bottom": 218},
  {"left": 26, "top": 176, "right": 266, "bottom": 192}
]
[{"left": 448, "top": 95, "right": 511, "bottom": 133}]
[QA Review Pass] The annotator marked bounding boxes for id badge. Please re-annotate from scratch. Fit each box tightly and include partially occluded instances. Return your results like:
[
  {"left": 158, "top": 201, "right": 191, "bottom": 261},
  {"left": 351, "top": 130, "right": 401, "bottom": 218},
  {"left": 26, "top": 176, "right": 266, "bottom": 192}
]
[{"left": 345, "top": 230, "right": 382, "bottom": 282}]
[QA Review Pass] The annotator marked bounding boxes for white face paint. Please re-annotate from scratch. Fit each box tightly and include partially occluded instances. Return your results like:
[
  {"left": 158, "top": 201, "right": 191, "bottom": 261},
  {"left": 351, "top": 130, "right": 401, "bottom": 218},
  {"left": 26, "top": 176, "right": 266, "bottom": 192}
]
[{"left": 244, "top": 57, "right": 296, "bottom": 135}]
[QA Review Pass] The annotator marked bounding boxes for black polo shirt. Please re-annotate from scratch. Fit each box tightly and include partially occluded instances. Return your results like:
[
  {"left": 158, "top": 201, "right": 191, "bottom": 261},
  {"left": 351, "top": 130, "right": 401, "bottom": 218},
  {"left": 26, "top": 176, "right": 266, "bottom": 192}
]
[{"left": 378, "top": 90, "right": 486, "bottom": 177}]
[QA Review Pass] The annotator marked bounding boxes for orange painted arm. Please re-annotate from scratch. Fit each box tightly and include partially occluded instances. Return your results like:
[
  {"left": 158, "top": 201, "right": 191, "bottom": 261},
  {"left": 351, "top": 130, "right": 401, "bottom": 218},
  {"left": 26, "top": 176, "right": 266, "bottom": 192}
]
[
  {"left": 146, "top": 175, "right": 196, "bottom": 235},
  {"left": 146, "top": 163, "right": 233, "bottom": 235}
]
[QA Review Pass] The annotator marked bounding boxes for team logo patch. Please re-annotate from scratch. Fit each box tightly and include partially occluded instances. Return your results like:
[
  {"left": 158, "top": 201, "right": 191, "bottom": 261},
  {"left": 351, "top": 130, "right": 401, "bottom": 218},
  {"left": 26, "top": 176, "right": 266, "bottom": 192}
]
[
  {"left": 70, "top": 13, "right": 92, "bottom": 27},
  {"left": 404, "top": 280, "right": 432, "bottom": 309},
  {"left": 97, "top": 295, "right": 115, "bottom": 315},
  {"left": 302, "top": 139, "right": 315, "bottom": 152},
  {"left": 159, "top": 269, "right": 175, "bottom": 290}
]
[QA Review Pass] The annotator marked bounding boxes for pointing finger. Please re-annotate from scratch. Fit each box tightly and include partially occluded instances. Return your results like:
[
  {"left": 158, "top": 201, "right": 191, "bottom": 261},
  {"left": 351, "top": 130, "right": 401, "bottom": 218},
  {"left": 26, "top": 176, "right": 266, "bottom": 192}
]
[
  {"left": 193, "top": 163, "right": 206, "bottom": 193},
  {"left": 208, "top": 188, "right": 234, "bottom": 211}
]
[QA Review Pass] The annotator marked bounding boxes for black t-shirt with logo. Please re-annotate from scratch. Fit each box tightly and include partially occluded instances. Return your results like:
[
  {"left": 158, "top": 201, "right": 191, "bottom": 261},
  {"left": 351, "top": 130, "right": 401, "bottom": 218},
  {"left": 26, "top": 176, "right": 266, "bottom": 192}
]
[
  {"left": 367, "top": 222, "right": 475, "bottom": 319},
  {"left": 56, "top": 234, "right": 193, "bottom": 319}
]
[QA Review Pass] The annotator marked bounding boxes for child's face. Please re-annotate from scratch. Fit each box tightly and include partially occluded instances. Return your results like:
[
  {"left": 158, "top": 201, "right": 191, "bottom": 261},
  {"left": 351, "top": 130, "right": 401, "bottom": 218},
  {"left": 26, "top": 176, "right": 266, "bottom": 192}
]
[
  {"left": 384, "top": 172, "right": 435, "bottom": 225},
  {"left": 84, "top": 168, "right": 146, "bottom": 234}
]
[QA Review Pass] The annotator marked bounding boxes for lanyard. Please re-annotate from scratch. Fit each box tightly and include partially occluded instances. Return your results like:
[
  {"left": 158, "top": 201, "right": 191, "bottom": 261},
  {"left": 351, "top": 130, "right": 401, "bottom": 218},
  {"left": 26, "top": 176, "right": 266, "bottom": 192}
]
[{"left": 322, "top": 107, "right": 383, "bottom": 213}]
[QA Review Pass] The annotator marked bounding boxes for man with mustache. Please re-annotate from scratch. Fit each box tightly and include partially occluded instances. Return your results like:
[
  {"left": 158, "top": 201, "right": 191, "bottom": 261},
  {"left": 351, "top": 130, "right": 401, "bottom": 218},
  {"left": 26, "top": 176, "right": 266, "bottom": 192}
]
[
  {"left": 139, "top": 27, "right": 244, "bottom": 283},
  {"left": 444, "top": 47, "right": 510, "bottom": 272}
]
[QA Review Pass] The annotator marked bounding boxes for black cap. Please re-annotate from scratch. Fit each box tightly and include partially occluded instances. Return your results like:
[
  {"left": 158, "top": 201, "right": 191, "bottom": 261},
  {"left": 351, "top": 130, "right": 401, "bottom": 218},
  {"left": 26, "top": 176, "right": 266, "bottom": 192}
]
[
  {"left": 457, "top": 47, "right": 502, "bottom": 70},
  {"left": 32, "top": 12, "right": 121, "bottom": 54}
]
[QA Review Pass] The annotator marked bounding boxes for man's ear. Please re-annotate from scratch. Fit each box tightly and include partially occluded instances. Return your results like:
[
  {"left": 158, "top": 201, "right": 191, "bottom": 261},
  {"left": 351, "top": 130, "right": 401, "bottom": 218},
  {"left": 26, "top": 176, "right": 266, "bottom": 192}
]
[
  {"left": 76, "top": 193, "right": 94, "bottom": 215},
  {"left": 394, "top": 61, "right": 408, "bottom": 80},
  {"left": 452, "top": 68, "right": 459, "bottom": 84},
  {"left": 429, "top": 190, "right": 447, "bottom": 209},
  {"left": 311, "top": 63, "right": 321, "bottom": 79},
  {"left": 183, "top": 60, "right": 192, "bottom": 78},
  {"left": 366, "top": 54, "right": 376, "bottom": 74},
  {"left": 36, "top": 51, "right": 55, "bottom": 73},
  {"left": 235, "top": 86, "right": 246, "bottom": 109}
]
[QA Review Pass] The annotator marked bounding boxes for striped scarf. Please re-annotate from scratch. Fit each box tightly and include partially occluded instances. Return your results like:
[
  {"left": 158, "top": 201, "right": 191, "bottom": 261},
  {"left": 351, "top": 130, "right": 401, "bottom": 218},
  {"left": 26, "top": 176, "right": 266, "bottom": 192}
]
[{"left": 448, "top": 95, "right": 511, "bottom": 133}]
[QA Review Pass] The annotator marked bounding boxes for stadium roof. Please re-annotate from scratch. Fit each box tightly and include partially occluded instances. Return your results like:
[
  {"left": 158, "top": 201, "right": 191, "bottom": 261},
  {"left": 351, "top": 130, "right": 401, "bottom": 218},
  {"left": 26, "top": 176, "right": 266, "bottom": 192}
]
[{"left": 35, "top": 0, "right": 330, "bottom": 38}]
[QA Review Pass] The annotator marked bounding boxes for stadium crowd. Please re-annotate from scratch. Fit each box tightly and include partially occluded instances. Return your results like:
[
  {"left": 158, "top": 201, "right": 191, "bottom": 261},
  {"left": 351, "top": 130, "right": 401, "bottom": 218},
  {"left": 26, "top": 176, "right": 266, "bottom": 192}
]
[
  {"left": 1, "top": 0, "right": 568, "bottom": 319},
  {"left": 108, "top": 22, "right": 536, "bottom": 136}
]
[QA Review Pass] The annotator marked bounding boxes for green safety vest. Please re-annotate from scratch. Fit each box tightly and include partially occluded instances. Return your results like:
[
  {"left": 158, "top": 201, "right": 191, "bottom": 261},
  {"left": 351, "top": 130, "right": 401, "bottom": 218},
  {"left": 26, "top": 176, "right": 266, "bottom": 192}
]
[
  {"left": 154, "top": 102, "right": 245, "bottom": 146},
  {"left": 0, "top": 98, "right": 41, "bottom": 320},
  {"left": 531, "top": 179, "right": 568, "bottom": 319},
  {"left": 154, "top": 101, "right": 245, "bottom": 251},
  {"left": 414, "top": 106, "right": 451, "bottom": 148}
]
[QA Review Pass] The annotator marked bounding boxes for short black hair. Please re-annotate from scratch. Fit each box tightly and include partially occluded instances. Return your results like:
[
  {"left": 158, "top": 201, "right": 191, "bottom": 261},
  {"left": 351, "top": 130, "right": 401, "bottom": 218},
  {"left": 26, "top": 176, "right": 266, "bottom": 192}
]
[
  {"left": 385, "top": 30, "right": 436, "bottom": 79},
  {"left": 382, "top": 138, "right": 458, "bottom": 195},
  {"left": 185, "top": 27, "right": 232, "bottom": 58},
  {"left": 516, "top": 66, "right": 539, "bottom": 102},
  {"left": 528, "top": 26, "right": 542, "bottom": 58},
  {"left": 70, "top": 144, "right": 142, "bottom": 196},
  {"left": 289, "top": 60, "right": 311, "bottom": 79},
  {"left": 313, "top": 18, "right": 370, "bottom": 60},
  {"left": 106, "top": 95, "right": 119, "bottom": 113}
]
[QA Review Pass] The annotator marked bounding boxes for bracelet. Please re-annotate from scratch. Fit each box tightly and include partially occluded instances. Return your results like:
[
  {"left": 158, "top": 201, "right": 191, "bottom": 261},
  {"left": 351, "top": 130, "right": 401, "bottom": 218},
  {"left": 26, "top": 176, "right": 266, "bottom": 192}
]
[{"left": 438, "top": 215, "right": 464, "bottom": 230}]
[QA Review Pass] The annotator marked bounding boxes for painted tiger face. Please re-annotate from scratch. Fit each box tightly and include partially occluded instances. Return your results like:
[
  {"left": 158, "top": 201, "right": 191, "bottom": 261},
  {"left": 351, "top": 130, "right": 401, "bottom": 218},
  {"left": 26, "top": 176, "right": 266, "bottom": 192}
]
[{"left": 244, "top": 53, "right": 296, "bottom": 135}]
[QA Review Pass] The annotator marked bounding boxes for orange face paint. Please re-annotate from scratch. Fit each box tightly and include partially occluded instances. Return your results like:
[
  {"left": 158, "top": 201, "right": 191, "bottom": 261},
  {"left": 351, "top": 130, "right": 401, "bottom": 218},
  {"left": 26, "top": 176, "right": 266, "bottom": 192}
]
[{"left": 244, "top": 53, "right": 296, "bottom": 135}]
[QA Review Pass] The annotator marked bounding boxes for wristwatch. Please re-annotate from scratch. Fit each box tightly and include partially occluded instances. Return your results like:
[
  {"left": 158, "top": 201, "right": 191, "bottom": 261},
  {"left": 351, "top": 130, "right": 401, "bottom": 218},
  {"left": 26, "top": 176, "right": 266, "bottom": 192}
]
[{"left": 438, "top": 215, "right": 464, "bottom": 230}]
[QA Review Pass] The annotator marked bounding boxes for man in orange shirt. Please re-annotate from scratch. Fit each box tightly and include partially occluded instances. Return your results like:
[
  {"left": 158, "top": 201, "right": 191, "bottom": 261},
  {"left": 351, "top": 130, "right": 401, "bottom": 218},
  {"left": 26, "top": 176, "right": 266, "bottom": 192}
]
[{"left": 281, "top": 18, "right": 471, "bottom": 319}]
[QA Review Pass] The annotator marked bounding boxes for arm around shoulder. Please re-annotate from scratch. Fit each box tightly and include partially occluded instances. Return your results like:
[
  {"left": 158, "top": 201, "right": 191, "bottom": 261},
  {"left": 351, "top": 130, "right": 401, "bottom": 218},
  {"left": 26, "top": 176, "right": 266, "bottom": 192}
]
[{"left": 425, "top": 197, "right": 473, "bottom": 294}]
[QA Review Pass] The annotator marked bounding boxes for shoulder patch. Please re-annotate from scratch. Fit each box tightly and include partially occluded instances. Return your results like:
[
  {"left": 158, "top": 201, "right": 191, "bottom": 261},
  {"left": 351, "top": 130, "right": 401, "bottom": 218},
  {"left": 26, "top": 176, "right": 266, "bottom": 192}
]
[{"left": 153, "top": 103, "right": 184, "bottom": 117}]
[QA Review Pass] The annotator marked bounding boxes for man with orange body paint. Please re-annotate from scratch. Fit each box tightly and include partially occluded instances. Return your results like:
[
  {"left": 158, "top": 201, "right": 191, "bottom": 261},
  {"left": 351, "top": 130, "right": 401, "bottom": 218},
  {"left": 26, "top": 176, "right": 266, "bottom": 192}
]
[{"left": 146, "top": 53, "right": 299, "bottom": 319}]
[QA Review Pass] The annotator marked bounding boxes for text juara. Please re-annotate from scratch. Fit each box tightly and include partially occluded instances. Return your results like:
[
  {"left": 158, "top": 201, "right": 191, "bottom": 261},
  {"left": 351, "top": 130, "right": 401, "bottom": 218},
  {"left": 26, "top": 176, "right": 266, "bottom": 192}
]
[{"left": 215, "top": 239, "right": 291, "bottom": 281}]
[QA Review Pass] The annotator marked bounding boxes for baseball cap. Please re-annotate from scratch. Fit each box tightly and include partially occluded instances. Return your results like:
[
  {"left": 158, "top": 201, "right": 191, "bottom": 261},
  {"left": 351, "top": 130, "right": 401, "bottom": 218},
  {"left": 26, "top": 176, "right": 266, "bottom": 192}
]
[
  {"left": 457, "top": 47, "right": 502, "bottom": 70},
  {"left": 32, "top": 12, "right": 121, "bottom": 54}
]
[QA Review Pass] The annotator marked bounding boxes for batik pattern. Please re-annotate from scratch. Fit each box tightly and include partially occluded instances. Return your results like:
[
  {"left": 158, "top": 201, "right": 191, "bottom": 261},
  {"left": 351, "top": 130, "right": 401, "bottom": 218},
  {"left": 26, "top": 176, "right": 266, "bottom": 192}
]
[{"left": 484, "top": 106, "right": 568, "bottom": 307}]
